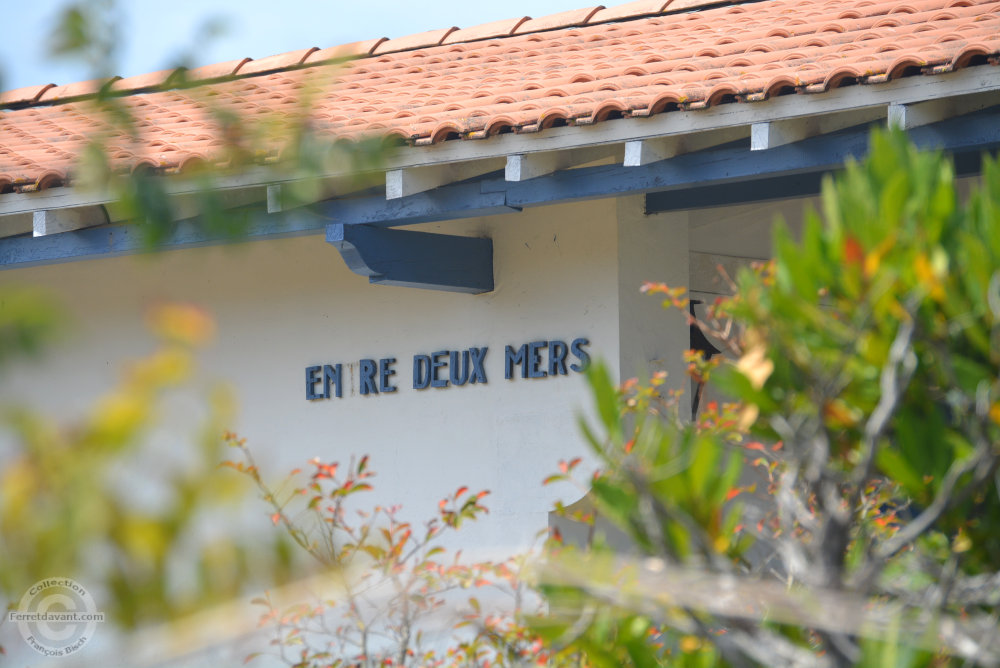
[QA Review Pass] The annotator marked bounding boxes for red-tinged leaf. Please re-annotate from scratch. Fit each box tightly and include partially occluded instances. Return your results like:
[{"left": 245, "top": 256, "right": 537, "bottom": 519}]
[
  {"left": 474, "top": 578, "right": 490, "bottom": 588},
  {"left": 476, "top": 490, "right": 490, "bottom": 500},
  {"left": 558, "top": 460, "right": 569, "bottom": 474},
  {"left": 746, "top": 442, "right": 765, "bottom": 451},
  {"left": 567, "top": 457, "right": 582, "bottom": 470},
  {"left": 624, "top": 439, "right": 635, "bottom": 453},
  {"left": 271, "top": 513, "right": 281, "bottom": 526},
  {"left": 542, "top": 474, "right": 564, "bottom": 486},
  {"left": 843, "top": 236, "right": 864, "bottom": 265},
  {"left": 289, "top": 468, "right": 301, "bottom": 476},
  {"left": 733, "top": 524, "right": 744, "bottom": 533},
  {"left": 358, "top": 455, "right": 369, "bottom": 473},
  {"left": 640, "top": 281, "right": 666, "bottom": 294},
  {"left": 244, "top": 652, "right": 261, "bottom": 664},
  {"left": 771, "top": 441, "right": 784, "bottom": 451},
  {"left": 439, "top": 498, "right": 447, "bottom": 509},
  {"left": 455, "top": 486, "right": 469, "bottom": 498},
  {"left": 726, "top": 487, "right": 743, "bottom": 501}
]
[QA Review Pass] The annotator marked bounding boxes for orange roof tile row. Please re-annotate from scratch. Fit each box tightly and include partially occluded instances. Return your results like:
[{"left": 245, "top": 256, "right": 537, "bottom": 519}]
[{"left": 1, "top": 0, "right": 999, "bottom": 193}]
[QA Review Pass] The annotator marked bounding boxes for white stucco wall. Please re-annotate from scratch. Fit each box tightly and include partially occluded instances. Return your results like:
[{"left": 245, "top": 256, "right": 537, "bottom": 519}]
[{"left": 0, "top": 197, "right": 651, "bottom": 556}]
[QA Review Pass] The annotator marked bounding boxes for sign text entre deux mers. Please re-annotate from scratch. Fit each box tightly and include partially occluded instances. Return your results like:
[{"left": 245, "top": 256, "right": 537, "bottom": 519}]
[{"left": 305, "top": 337, "right": 590, "bottom": 400}]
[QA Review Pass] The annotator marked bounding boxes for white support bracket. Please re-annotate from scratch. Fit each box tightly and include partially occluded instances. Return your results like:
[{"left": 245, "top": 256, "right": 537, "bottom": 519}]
[
  {"left": 888, "top": 91, "right": 1000, "bottom": 130},
  {"left": 32, "top": 206, "right": 108, "bottom": 237},
  {"left": 624, "top": 126, "right": 750, "bottom": 166},
  {"left": 505, "top": 145, "right": 616, "bottom": 181},
  {"left": 266, "top": 185, "right": 282, "bottom": 213},
  {"left": 751, "top": 107, "right": 884, "bottom": 151},
  {"left": 386, "top": 159, "right": 503, "bottom": 200}
]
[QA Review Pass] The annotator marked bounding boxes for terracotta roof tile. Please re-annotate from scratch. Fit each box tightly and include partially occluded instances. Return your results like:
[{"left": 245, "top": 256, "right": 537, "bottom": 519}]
[
  {"left": 307, "top": 39, "right": 389, "bottom": 62},
  {"left": 443, "top": 17, "right": 532, "bottom": 43},
  {"left": 373, "top": 28, "right": 459, "bottom": 54},
  {"left": 185, "top": 58, "right": 253, "bottom": 82},
  {"left": 666, "top": 0, "right": 731, "bottom": 10},
  {"left": 238, "top": 47, "right": 320, "bottom": 75},
  {"left": 589, "top": 0, "right": 673, "bottom": 22},
  {"left": 0, "top": 84, "right": 55, "bottom": 106},
  {"left": 110, "top": 68, "right": 187, "bottom": 93},
  {"left": 1, "top": 0, "right": 999, "bottom": 191},
  {"left": 514, "top": 7, "right": 606, "bottom": 33},
  {"left": 37, "top": 78, "right": 120, "bottom": 103}
]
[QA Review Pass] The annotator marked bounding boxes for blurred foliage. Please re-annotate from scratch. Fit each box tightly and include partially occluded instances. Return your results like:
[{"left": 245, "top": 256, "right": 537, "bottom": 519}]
[
  {"left": 1, "top": 0, "right": 389, "bottom": 660},
  {"left": 41, "top": 0, "right": 389, "bottom": 249},
  {"left": 534, "top": 129, "right": 1000, "bottom": 667},
  {"left": 0, "top": 303, "right": 296, "bottom": 654},
  {"left": 4, "top": 4, "right": 999, "bottom": 666},
  {"left": 0, "top": 288, "right": 65, "bottom": 370},
  {"left": 226, "top": 444, "right": 574, "bottom": 667}
]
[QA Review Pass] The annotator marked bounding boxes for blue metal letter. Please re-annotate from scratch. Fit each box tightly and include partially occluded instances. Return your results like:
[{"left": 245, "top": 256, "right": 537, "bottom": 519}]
[
  {"left": 449, "top": 350, "right": 470, "bottom": 386},
  {"left": 306, "top": 365, "right": 322, "bottom": 400},
  {"left": 528, "top": 341, "right": 548, "bottom": 379},
  {"left": 549, "top": 341, "right": 568, "bottom": 376},
  {"left": 570, "top": 338, "right": 591, "bottom": 372},
  {"left": 413, "top": 355, "right": 431, "bottom": 389},
  {"left": 505, "top": 344, "right": 527, "bottom": 380},
  {"left": 430, "top": 351, "right": 450, "bottom": 388},
  {"left": 469, "top": 347, "right": 488, "bottom": 384},
  {"left": 360, "top": 359, "right": 378, "bottom": 395},
  {"left": 379, "top": 358, "right": 397, "bottom": 393},
  {"left": 323, "top": 364, "right": 343, "bottom": 399}
]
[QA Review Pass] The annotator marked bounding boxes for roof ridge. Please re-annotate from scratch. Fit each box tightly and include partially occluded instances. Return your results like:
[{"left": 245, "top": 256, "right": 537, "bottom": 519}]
[{"left": 0, "top": 0, "right": 740, "bottom": 110}]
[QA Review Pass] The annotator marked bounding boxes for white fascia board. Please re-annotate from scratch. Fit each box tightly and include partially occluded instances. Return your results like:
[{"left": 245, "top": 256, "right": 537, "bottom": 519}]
[{"left": 1, "top": 66, "right": 998, "bottom": 218}]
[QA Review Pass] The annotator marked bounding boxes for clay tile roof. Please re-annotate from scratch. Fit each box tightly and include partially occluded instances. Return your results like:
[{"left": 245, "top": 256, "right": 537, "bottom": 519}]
[
  {"left": 514, "top": 6, "right": 606, "bottom": 32},
  {"left": 589, "top": 0, "right": 673, "bottom": 22},
  {"left": 185, "top": 58, "right": 253, "bottom": 82},
  {"left": 307, "top": 39, "right": 389, "bottom": 62},
  {"left": 373, "top": 27, "right": 459, "bottom": 54},
  {"left": 110, "top": 68, "right": 187, "bottom": 93},
  {"left": 38, "top": 77, "right": 121, "bottom": 103},
  {"left": 0, "top": 84, "right": 55, "bottom": 106},
  {"left": 443, "top": 17, "right": 532, "bottom": 44},
  {"left": 1, "top": 0, "right": 999, "bottom": 193},
  {"left": 238, "top": 47, "right": 320, "bottom": 75}
]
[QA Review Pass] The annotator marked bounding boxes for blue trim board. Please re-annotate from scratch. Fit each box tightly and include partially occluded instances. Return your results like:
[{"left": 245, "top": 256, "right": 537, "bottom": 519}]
[
  {"left": 0, "top": 208, "right": 330, "bottom": 270},
  {"left": 321, "top": 109, "right": 999, "bottom": 227},
  {"left": 324, "top": 180, "right": 521, "bottom": 228},
  {"left": 1, "top": 108, "right": 997, "bottom": 271},
  {"left": 327, "top": 224, "right": 494, "bottom": 294}
]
